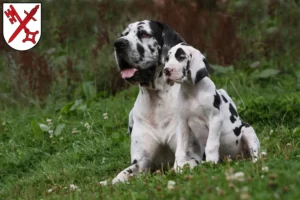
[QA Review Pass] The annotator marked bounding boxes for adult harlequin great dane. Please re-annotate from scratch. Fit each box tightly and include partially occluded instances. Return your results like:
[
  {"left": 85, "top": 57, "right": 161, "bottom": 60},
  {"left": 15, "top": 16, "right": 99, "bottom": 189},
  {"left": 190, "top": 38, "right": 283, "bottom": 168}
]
[
  {"left": 163, "top": 43, "right": 260, "bottom": 170},
  {"left": 99, "top": 20, "right": 184, "bottom": 185}
]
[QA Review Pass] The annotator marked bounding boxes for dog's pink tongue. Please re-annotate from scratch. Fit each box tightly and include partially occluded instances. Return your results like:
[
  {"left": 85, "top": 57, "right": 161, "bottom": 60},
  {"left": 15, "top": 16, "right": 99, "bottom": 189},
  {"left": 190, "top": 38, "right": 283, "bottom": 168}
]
[{"left": 121, "top": 68, "right": 137, "bottom": 79}]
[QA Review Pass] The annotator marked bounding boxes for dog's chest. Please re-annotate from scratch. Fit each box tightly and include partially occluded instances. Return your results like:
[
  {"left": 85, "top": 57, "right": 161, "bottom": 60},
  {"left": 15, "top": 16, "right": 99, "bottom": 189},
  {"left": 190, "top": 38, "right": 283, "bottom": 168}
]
[{"left": 133, "top": 86, "right": 180, "bottom": 143}]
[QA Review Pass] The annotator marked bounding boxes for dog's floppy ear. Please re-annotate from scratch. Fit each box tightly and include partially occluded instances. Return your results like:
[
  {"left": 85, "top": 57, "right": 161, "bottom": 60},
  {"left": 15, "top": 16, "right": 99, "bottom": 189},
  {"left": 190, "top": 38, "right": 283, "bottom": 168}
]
[
  {"left": 187, "top": 48, "right": 209, "bottom": 84},
  {"left": 149, "top": 21, "right": 184, "bottom": 61}
]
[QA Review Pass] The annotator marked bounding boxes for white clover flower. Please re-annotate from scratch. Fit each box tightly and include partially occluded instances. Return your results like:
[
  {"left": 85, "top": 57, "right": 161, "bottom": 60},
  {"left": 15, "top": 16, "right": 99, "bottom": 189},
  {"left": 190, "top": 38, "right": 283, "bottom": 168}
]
[
  {"left": 72, "top": 128, "right": 80, "bottom": 134},
  {"left": 46, "top": 118, "right": 52, "bottom": 125},
  {"left": 262, "top": 166, "right": 269, "bottom": 172},
  {"left": 261, "top": 151, "right": 267, "bottom": 157},
  {"left": 167, "top": 180, "right": 176, "bottom": 190},
  {"left": 48, "top": 130, "right": 54, "bottom": 138},
  {"left": 69, "top": 184, "right": 78, "bottom": 191},
  {"left": 103, "top": 113, "right": 108, "bottom": 119},
  {"left": 233, "top": 172, "right": 245, "bottom": 182},
  {"left": 225, "top": 168, "right": 245, "bottom": 182},
  {"left": 84, "top": 122, "right": 90, "bottom": 130},
  {"left": 47, "top": 188, "right": 53, "bottom": 193}
]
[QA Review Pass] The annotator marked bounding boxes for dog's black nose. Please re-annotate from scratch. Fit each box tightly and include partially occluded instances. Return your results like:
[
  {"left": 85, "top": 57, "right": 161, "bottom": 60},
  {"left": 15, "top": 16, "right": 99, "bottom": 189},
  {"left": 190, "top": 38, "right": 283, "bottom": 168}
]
[
  {"left": 114, "top": 38, "right": 129, "bottom": 50},
  {"left": 164, "top": 68, "right": 171, "bottom": 76}
]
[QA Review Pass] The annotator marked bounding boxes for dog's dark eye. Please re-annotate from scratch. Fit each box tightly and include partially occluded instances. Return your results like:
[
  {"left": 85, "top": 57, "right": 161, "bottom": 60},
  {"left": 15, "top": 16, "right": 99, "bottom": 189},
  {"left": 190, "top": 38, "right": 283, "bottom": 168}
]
[
  {"left": 178, "top": 55, "right": 186, "bottom": 61},
  {"left": 139, "top": 31, "right": 151, "bottom": 39}
]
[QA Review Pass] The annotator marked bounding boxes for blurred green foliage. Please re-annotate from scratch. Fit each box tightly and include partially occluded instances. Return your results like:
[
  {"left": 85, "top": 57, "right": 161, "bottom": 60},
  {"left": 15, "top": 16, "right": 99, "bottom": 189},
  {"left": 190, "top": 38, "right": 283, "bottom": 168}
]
[{"left": 0, "top": 0, "right": 299, "bottom": 107}]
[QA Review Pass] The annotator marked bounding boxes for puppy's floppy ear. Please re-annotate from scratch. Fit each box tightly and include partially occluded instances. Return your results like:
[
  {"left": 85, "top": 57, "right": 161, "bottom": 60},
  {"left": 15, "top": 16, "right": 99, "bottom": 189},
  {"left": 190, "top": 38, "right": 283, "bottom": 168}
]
[
  {"left": 149, "top": 21, "right": 184, "bottom": 60},
  {"left": 187, "top": 48, "right": 209, "bottom": 85}
]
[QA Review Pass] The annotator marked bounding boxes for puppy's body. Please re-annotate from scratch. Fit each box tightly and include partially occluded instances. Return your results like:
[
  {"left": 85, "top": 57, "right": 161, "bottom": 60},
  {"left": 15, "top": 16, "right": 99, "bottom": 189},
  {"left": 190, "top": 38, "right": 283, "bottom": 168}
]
[{"left": 164, "top": 43, "right": 260, "bottom": 168}]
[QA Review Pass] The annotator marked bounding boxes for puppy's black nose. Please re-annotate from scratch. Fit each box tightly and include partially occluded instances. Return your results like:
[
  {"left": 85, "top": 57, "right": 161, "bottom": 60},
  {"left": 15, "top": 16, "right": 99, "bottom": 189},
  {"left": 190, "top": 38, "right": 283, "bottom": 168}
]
[
  {"left": 164, "top": 68, "right": 171, "bottom": 76},
  {"left": 114, "top": 38, "right": 129, "bottom": 50}
]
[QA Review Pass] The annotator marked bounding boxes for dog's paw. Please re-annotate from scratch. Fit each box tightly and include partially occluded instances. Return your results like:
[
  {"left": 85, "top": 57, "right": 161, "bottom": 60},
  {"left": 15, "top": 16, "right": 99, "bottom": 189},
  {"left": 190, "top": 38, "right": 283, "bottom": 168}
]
[
  {"left": 173, "top": 159, "right": 199, "bottom": 173},
  {"left": 205, "top": 153, "right": 219, "bottom": 164}
]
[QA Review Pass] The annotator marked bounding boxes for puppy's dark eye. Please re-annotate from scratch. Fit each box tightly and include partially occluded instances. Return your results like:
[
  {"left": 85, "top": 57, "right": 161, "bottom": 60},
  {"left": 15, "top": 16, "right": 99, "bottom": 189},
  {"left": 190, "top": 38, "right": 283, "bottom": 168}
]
[{"left": 178, "top": 55, "right": 186, "bottom": 61}]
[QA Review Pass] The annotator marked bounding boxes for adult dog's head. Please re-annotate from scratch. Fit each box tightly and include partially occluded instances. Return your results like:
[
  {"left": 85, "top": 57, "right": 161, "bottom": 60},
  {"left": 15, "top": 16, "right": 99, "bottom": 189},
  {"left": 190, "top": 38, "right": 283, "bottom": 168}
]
[{"left": 114, "top": 20, "right": 184, "bottom": 87}]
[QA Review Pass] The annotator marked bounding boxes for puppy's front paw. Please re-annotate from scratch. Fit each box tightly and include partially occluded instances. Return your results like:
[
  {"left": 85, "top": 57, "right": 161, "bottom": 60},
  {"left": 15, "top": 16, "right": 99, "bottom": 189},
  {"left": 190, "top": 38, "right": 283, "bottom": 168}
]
[
  {"left": 205, "top": 152, "right": 219, "bottom": 164},
  {"left": 250, "top": 148, "right": 259, "bottom": 163},
  {"left": 173, "top": 160, "right": 183, "bottom": 173}
]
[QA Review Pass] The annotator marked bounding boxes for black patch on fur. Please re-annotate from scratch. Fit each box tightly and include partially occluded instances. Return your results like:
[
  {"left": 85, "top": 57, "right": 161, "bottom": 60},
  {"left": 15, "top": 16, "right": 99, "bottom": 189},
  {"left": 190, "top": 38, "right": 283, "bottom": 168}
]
[
  {"left": 182, "top": 68, "right": 186, "bottom": 77},
  {"left": 233, "top": 126, "right": 242, "bottom": 136},
  {"left": 236, "top": 140, "right": 239, "bottom": 145},
  {"left": 186, "top": 60, "right": 191, "bottom": 70},
  {"left": 148, "top": 45, "right": 155, "bottom": 53},
  {"left": 175, "top": 48, "right": 186, "bottom": 61},
  {"left": 203, "top": 58, "right": 211, "bottom": 73},
  {"left": 193, "top": 158, "right": 200, "bottom": 164},
  {"left": 230, "top": 116, "right": 236, "bottom": 123},
  {"left": 242, "top": 121, "right": 250, "bottom": 127},
  {"left": 127, "top": 169, "right": 133, "bottom": 174},
  {"left": 202, "top": 152, "right": 206, "bottom": 161},
  {"left": 213, "top": 91, "right": 221, "bottom": 110},
  {"left": 229, "top": 103, "right": 238, "bottom": 123},
  {"left": 147, "top": 20, "right": 184, "bottom": 86},
  {"left": 129, "top": 126, "right": 133, "bottom": 135},
  {"left": 221, "top": 95, "right": 228, "bottom": 103},
  {"left": 159, "top": 70, "right": 163, "bottom": 77},
  {"left": 149, "top": 21, "right": 164, "bottom": 47},
  {"left": 132, "top": 159, "right": 137, "bottom": 165},
  {"left": 151, "top": 80, "right": 155, "bottom": 89},
  {"left": 194, "top": 68, "right": 209, "bottom": 84},
  {"left": 137, "top": 43, "right": 145, "bottom": 58},
  {"left": 140, "top": 82, "right": 150, "bottom": 87},
  {"left": 186, "top": 151, "right": 190, "bottom": 156},
  {"left": 138, "top": 22, "right": 145, "bottom": 25}
]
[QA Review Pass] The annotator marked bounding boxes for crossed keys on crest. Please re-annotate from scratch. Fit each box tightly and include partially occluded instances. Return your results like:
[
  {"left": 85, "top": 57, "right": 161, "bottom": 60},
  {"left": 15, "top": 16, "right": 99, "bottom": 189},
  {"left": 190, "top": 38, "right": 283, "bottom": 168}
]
[{"left": 4, "top": 4, "right": 40, "bottom": 44}]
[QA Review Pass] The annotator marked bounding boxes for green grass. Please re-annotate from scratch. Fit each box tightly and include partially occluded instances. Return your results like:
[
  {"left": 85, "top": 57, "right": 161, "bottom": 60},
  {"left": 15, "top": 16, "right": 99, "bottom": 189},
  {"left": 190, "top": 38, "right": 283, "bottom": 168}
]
[
  {"left": 1, "top": 68, "right": 300, "bottom": 200},
  {"left": 1, "top": 1, "right": 300, "bottom": 199}
]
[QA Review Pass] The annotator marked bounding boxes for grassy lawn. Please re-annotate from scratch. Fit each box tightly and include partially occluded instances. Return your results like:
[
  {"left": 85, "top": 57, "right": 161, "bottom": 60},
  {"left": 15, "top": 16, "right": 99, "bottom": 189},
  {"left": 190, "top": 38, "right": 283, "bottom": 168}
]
[
  {"left": 1, "top": 67, "right": 299, "bottom": 200},
  {"left": 1, "top": 1, "right": 300, "bottom": 199}
]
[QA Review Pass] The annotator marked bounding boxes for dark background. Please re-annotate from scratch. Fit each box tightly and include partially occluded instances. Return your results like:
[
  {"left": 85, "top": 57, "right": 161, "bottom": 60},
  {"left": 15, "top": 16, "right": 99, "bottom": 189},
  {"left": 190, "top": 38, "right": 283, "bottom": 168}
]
[{"left": 0, "top": 0, "right": 299, "bottom": 106}]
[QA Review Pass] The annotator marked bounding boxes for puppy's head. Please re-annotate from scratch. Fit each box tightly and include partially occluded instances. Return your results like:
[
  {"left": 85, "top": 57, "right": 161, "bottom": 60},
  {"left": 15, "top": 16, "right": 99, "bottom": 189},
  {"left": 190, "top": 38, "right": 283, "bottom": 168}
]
[
  {"left": 163, "top": 43, "right": 209, "bottom": 85},
  {"left": 114, "top": 20, "right": 184, "bottom": 85}
]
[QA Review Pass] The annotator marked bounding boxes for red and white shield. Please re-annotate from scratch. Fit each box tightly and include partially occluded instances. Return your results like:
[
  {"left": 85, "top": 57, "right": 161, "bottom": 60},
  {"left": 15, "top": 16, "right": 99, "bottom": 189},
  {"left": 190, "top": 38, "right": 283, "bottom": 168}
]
[{"left": 3, "top": 3, "right": 41, "bottom": 51}]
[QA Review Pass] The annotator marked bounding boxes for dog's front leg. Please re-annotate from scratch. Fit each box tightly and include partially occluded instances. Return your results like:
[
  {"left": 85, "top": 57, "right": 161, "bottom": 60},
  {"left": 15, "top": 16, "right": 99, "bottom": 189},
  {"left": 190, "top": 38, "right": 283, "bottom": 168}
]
[
  {"left": 174, "top": 120, "right": 199, "bottom": 172},
  {"left": 99, "top": 158, "right": 150, "bottom": 185},
  {"left": 205, "top": 113, "right": 223, "bottom": 164}
]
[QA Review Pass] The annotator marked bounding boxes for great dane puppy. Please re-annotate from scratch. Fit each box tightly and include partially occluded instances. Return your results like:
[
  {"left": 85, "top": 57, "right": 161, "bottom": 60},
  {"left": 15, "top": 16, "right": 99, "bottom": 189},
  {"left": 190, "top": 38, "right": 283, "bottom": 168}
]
[
  {"left": 163, "top": 43, "right": 260, "bottom": 170},
  {"left": 100, "top": 20, "right": 184, "bottom": 185}
]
